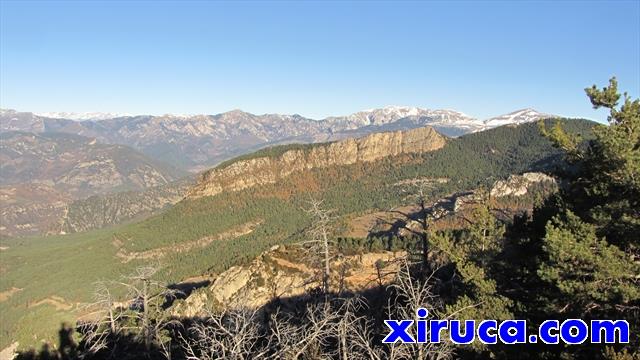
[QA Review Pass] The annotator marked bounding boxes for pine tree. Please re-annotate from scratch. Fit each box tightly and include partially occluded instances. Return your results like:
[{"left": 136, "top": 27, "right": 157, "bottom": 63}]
[
  {"left": 539, "top": 210, "right": 640, "bottom": 313},
  {"left": 540, "top": 77, "right": 640, "bottom": 249},
  {"left": 536, "top": 77, "right": 640, "bottom": 355}
]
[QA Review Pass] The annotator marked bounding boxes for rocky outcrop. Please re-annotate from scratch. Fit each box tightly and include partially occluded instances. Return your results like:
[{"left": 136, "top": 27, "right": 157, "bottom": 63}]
[
  {"left": 188, "top": 127, "right": 447, "bottom": 199},
  {"left": 490, "top": 172, "right": 557, "bottom": 198},
  {"left": 0, "top": 342, "right": 18, "bottom": 360},
  {"left": 171, "top": 246, "right": 403, "bottom": 316}
]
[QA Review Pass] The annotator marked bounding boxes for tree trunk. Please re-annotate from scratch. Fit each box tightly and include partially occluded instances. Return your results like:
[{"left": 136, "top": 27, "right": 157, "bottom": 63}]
[
  {"left": 323, "top": 229, "right": 330, "bottom": 293},
  {"left": 142, "top": 279, "right": 150, "bottom": 351},
  {"left": 339, "top": 323, "right": 348, "bottom": 360},
  {"left": 108, "top": 299, "right": 115, "bottom": 333},
  {"left": 420, "top": 199, "right": 430, "bottom": 273}
]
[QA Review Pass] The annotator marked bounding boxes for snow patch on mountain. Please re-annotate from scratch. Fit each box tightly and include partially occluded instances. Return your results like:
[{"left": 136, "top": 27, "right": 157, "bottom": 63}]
[
  {"left": 325, "top": 106, "right": 485, "bottom": 132},
  {"left": 482, "top": 108, "right": 552, "bottom": 128},
  {"left": 35, "top": 111, "right": 132, "bottom": 121}
]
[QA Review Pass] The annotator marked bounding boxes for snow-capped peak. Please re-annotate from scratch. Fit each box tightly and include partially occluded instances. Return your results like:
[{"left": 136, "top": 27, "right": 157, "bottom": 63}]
[
  {"left": 378, "top": 105, "right": 421, "bottom": 116},
  {"left": 35, "top": 111, "right": 131, "bottom": 121},
  {"left": 333, "top": 106, "right": 480, "bottom": 127},
  {"left": 482, "top": 108, "right": 552, "bottom": 128}
]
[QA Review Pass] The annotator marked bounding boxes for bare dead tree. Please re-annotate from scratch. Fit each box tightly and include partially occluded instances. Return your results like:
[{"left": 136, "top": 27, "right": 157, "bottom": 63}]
[
  {"left": 331, "top": 296, "right": 385, "bottom": 360},
  {"left": 267, "top": 296, "right": 389, "bottom": 360},
  {"left": 269, "top": 301, "right": 343, "bottom": 359},
  {"left": 390, "top": 182, "right": 472, "bottom": 275},
  {"left": 181, "top": 307, "right": 269, "bottom": 360},
  {"left": 389, "top": 182, "right": 440, "bottom": 273},
  {"left": 115, "top": 265, "right": 182, "bottom": 353},
  {"left": 340, "top": 306, "right": 386, "bottom": 360},
  {"left": 302, "top": 198, "right": 337, "bottom": 294},
  {"left": 180, "top": 301, "right": 347, "bottom": 360},
  {"left": 78, "top": 281, "right": 125, "bottom": 355},
  {"left": 385, "top": 259, "right": 453, "bottom": 360},
  {"left": 78, "top": 266, "right": 181, "bottom": 358}
]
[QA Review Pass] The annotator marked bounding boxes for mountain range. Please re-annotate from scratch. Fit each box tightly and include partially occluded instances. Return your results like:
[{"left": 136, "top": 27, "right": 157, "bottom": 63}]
[
  {"left": 0, "top": 106, "right": 555, "bottom": 238},
  {"left": 0, "top": 107, "right": 553, "bottom": 171},
  {"left": 0, "top": 132, "right": 184, "bottom": 197}
]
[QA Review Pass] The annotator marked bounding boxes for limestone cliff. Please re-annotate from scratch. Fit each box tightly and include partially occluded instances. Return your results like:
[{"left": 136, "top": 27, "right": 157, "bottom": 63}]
[
  {"left": 188, "top": 126, "right": 447, "bottom": 198},
  {"left": 171, "top": 245, "right": 404, "bottom": 316},
  {"left": 490, "top": 172, "right": 557, "bottom": 198}
]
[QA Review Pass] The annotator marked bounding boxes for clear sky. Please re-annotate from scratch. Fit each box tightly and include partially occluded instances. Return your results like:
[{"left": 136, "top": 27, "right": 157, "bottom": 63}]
[{"left": 1, "top": 0, "right": 639, "bottom": 122}]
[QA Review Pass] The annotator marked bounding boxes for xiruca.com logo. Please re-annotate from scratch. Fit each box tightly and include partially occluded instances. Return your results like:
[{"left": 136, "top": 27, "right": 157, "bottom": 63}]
[{"left": 382, "top": 309, "right": 630, "bottom": 345}]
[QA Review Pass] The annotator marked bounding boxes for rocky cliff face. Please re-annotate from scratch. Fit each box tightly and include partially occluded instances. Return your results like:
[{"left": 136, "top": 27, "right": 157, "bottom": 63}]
[
  {"left": 171, "top": 245, "right": 403, "bottom": 316},
  {"left": 188, "top": 126, "right": 447, "bottom": 199},
  {"left": 490, "top": 172, "right": 557, "bottom": 198}
]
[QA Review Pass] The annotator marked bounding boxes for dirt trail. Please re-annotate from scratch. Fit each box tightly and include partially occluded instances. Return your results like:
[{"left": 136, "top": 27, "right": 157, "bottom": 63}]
[
  {"left": 0, "top": 287, "right": 22, "bottom": 302},
  {"left": 29, "top": 295, "right": 74, "bottom": 311},
  {"left": 115, "top": 220, "right": 263, "bottom": 263}
]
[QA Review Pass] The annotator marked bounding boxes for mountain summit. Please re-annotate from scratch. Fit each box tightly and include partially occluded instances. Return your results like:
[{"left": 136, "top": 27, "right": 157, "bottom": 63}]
[{"left": 483, "top": 108, "right": 552, "bottom": 127}]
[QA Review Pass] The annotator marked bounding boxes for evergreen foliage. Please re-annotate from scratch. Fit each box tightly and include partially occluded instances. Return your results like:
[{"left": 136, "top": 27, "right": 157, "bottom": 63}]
[{"left": 506, "top": 77, "right": 640, "bottom": 357}]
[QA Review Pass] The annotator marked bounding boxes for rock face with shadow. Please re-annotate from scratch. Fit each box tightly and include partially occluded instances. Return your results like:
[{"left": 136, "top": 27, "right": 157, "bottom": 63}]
[
  {"left": 188, "top": 126, "right": 447, "bottom": 199},
  {"left": 490, "top": 172, "right": 557, "bottom": 198},
  {"left": 170, "top": 245, "right": 404, "bottom": 316}
]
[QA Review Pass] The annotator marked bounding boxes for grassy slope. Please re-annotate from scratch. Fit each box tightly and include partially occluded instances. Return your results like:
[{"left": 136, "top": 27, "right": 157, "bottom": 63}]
[{"left": 0, "top": 119, "right": 595, "bottom": 349}]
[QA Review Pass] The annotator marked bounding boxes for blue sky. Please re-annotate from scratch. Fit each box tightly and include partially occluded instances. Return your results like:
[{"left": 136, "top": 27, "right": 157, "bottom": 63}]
[{"left": 1, "top": 1, "right": 638, "bottom": 122}]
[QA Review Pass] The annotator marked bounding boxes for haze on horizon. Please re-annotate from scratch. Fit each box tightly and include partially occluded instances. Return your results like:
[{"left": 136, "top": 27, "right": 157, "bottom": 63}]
[{"left": 1, "top": 0, "right": 639, "bottom": 123}]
